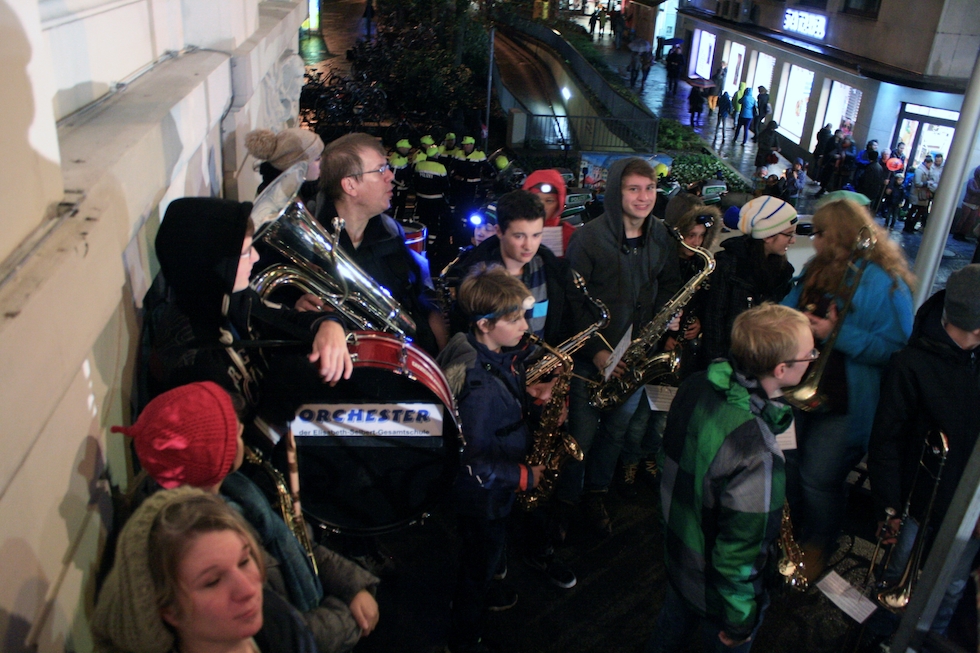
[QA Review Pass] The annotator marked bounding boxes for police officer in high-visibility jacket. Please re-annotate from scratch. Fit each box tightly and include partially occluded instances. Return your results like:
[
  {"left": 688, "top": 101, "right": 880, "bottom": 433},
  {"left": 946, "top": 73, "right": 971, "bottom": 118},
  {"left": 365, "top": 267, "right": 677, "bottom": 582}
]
[
  {"left": 436, "top": 132, "right": 462, "bottom": 170},
  {"left": 414, "top": 134, "right": 436, "bottom": 165},
  {"left": 388, "top": 138, "right": 413, "bottom": 222},
  {"left": 451, "top": 136, "right": 495, "bottom": 228},
  {"left": 413, "top": 144, "right": 452, "bottom": 264}
]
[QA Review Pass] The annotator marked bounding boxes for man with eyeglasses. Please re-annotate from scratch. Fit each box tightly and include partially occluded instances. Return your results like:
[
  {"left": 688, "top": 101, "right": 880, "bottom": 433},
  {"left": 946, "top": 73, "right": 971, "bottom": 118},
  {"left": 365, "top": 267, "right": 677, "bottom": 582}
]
[
  {"left": 313, "top": 132, "right": 447, "bottom": 355},
  {"left": 647, "top": 303, "right": 813, "bottom": 653}
]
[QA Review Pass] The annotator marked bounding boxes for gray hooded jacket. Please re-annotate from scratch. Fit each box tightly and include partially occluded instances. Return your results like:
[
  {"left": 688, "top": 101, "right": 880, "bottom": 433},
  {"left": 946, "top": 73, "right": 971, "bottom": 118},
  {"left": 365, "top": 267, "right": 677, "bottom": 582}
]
[{"left": 566, "top": 158, "right": 682, "bottom": 362}]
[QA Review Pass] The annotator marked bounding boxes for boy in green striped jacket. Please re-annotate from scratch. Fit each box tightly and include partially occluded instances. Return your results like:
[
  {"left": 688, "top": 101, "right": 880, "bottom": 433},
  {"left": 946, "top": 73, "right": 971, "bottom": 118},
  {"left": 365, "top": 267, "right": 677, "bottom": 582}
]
[{"left": 647, "top": 304, "right": 814, "bottom": 653}]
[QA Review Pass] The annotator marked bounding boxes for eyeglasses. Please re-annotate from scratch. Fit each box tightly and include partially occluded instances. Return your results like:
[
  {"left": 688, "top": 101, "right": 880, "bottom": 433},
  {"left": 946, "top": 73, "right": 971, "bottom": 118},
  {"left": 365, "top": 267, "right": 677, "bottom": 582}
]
[
  {"left": 776, "top": 230, "right": 796, "bottom": 239},
  {"left": 349, "top": 163, "right": 392, "bottom": 178},
  {"left": 784, "top": 348, "right": 820, "bottom": 365}
]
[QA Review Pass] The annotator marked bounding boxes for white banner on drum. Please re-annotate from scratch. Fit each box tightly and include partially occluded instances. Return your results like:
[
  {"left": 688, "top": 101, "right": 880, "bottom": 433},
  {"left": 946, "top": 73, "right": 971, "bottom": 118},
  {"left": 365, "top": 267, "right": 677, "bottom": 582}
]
[{"left": 292, "top": 403, "right": 445, "bottom": 439}]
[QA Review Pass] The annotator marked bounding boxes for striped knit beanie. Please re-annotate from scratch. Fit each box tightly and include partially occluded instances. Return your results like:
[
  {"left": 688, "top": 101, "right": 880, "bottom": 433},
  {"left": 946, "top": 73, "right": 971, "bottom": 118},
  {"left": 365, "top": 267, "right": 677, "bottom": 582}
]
[{"left": 738, "top": 196, "right": 798, "bottom": 239}]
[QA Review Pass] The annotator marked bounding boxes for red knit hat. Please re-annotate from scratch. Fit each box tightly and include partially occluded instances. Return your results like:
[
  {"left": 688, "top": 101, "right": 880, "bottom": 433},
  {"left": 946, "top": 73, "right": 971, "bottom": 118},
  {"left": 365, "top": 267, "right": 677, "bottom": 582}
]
[{"left": 111, "top": 382, "right": 239, "bottom": 489}]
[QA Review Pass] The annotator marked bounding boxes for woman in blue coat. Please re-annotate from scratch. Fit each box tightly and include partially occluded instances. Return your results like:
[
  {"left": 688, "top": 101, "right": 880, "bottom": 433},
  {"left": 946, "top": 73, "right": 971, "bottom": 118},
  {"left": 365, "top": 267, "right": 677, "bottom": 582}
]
[
  {"left": 782, "top": 199, "right": 915, "bottom": 574},
  {"left": 733, "top": 87, "right": 756, "bottom": 145}
]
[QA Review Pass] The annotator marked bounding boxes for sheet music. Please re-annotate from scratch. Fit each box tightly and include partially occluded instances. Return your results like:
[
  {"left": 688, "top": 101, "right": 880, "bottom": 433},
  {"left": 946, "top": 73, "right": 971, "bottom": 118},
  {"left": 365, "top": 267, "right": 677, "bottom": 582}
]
[
  {"left": 541, "top": 226, "right": 564, "bottom": 257},
  {"left": 816, "top": 571, "right": 877, "bottom": 623},
  {"left": 646, "top": 385, "right": 678, "bottom": 411},
  {"left": 777, "top": 418, "right": 798, "bottom": 451},
  {"left": 604, "top": 326, "right": 633, "bottom": 381}
]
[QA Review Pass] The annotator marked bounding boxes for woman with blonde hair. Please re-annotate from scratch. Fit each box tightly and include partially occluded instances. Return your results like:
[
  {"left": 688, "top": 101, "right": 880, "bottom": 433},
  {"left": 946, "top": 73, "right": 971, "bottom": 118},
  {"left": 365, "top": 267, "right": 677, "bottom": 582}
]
[
  {"left": 782, "top": 199, "right": 915, "bottom": 575},
  {"left": 92, "top": 488, "right": 316, "bottom": 653}
]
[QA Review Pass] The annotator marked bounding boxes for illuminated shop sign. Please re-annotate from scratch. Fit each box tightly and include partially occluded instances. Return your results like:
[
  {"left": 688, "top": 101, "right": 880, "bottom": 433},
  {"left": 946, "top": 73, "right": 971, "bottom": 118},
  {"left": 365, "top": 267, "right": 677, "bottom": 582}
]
[{"left": 783, "top": 9, "right": 826, "bottom": 40}]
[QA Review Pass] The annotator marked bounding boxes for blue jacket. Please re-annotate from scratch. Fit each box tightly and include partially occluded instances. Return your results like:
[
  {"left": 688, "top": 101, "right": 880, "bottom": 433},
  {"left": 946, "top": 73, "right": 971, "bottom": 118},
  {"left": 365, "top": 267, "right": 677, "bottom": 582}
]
[
  {"left": 783, "top": 262, "right": 913, "bottom": 447},
  {"left": 438, "top": 332, "right": 534, "bottom": 519},
  {"left": 739, "top": 91, "right": 757, "bottom": 119}
]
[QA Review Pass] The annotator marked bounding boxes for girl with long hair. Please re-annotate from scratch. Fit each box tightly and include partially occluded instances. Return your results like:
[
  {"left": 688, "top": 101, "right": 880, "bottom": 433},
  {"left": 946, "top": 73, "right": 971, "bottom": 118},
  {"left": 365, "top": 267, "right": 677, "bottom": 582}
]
[{"left": 782, "top": 199, "right": 915, "bottom": 574}]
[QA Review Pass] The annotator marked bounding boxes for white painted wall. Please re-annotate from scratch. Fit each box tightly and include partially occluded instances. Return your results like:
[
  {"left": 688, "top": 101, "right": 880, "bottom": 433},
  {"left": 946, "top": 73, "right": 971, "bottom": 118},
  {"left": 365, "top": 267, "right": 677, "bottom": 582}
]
[{"left": 0, "top": 1, "right": 308, "bottom": 650}]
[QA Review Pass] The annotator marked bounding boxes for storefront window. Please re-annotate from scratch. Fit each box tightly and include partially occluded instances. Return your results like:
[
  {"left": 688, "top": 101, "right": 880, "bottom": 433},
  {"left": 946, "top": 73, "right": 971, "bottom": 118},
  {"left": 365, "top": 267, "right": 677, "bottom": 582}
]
[
  {"left": 692, "top": 29, "right": 716, "bottom": 79},
  {"left": 823, "top": 81, "right": 862, "bottom": 139},
  {"left": 723, "top": 42, "right": 746, "bottom": 97},
  {"left": 777, "top": 65, "right": 815, "bottom": 143},
  {"left": 752, "top": 53, "right": 776, "bottom": 94}
]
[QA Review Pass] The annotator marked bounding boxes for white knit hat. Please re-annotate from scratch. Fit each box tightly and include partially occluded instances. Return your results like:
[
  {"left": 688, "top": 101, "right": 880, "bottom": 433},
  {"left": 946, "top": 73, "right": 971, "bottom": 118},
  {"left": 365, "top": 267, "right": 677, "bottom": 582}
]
[
  {"left": 245, "top": 127, "right": 323, "bottom": 171},
  {"left": 738, "top": 196, "right": 798, "bottom": 239}
]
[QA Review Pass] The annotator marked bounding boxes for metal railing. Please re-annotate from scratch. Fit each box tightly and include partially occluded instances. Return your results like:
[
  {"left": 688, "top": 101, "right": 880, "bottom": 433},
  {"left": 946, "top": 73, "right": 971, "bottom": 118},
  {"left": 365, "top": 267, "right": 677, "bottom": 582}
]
[
  {"left": 525, "top": 114, "right": 657, "bottom": 152},
  {"left": 495, "top": 11, "right": 659, "bottom": 152}
]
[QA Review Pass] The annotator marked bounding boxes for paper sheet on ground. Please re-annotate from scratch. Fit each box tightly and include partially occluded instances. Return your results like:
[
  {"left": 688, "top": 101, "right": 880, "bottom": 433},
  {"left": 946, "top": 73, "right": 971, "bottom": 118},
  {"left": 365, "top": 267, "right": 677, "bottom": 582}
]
[
  {"left": 816, "top": 571, "right": 877, "bottom": 623},
  {"left": 603, "top": 326, "right": 633, "bottom": 381}
]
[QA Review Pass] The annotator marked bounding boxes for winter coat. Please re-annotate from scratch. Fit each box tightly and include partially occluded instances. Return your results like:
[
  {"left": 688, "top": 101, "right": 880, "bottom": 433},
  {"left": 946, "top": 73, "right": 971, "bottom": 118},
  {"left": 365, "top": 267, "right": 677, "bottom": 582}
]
[
  {"left": 445, "top": 236, "right": 595, "bottom": 347},
  {"left": 689, "top": 87, "right": 705, "bottom": 113},
  {"left": 731, "top": 82, "right": 748, "bottom": 116},
  {"left": 222, "top": 473, "right": 379, "bottom": 653},
  {"left": 738, "top": 90, "right": 757, "bottom": 119},
  {"left": 565, "top": 158, "right": 682, "bottom": 362},
  {"left": 753, "top": 123, "right": 782, "bottom": 168},
  {"left": 709, "top": 66, "right": 727, "bottom": 97},
  {"left": 149, "top": 198, "right": 334, "bottom": 412},
  {"left": 438, "top": 333, "right": 535, "bottom": 520},
  {"left": 964, "top": 165, "right": 980, "bottom": 207},
  {"left": 661, "top": 360, "right": 791, "bottom": 640},
  {"left": 868, "top": 291, "right": 980, "bottom": 525},
  {"left": 782, "top": 261, "right": 913, "bottom": 448},
  {"left": 755, "top": 91, "right": 770, "bottom": 117},
  {"left": 702, "top": 235, "right": 794, "bottom": 362},
  {"left": 717, "top": 92, "right": 732, "bottom": 119}
]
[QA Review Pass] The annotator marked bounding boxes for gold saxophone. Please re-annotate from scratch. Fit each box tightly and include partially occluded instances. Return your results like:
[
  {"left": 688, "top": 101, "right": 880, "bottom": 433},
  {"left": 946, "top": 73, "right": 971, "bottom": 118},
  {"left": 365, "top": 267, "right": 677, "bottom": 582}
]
[
  {"left": 777, "top": 500, "right": 809, "bottom": 591},
  {"left": 517, "top": 271, "right": 610, "bottom": 510},
  {"left": 243, "top": 445, "right": 318, "bottom": 575},
  {"left": 589, "top": 229, "right": 715, "bottom": 410}
]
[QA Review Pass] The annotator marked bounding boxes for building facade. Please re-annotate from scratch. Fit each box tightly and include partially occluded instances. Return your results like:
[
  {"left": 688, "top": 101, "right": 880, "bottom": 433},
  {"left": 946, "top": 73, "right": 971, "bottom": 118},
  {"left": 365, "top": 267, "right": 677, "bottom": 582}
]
[
  {"left": 676, "top": 0, "right": 980, "bottom": 169},
  {"left": 0, "top": 1, "right": 308, "bottom": 650}
]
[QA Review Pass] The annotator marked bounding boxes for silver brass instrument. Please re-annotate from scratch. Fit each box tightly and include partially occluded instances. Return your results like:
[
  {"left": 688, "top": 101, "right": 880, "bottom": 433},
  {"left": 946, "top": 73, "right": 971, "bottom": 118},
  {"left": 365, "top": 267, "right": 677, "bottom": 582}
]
[
  {"left": 249, "top": 162, "right": 417, "bottom": 337},
  {"left": 877, "top": 430, "right": 950, "bottom": 612},
  {"left": 589, "top": 228, "right": 715, "bottom": 410},
  {"left": 783, "top": 226, "right": 877, "bottom": 412},
  {"left": 517, "top": 271, "right": 609, "bottom": 510}
]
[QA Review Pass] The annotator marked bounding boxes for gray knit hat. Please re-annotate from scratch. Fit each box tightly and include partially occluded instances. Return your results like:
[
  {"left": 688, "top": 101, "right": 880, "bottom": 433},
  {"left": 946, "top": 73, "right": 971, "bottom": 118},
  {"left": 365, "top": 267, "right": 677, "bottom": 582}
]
[
  {"left": 245, "top": 127, "right": 323, "bottom": 171},
  {"left": 944, "top": 264, "right": 980, "bottom": 331},
  {"left": 92, "top": 487, "right": 207, "bottom": 653}
]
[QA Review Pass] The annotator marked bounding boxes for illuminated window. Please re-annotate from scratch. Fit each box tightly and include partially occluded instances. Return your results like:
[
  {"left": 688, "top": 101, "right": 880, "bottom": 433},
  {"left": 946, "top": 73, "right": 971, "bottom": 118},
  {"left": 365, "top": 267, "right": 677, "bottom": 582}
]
[{"left": 777, "top": 65, "right": 815, "bottom": 143}]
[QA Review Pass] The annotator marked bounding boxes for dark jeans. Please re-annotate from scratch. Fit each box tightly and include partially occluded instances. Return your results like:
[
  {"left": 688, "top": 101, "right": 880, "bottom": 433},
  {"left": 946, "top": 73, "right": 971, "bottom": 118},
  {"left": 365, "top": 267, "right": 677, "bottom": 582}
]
[
  {"left": 646, "top": 584, "right": 768, "bottom": 653},
  {"left": 733, "top": 117, "right": 752, "bottom": 144},
  {"left": 904, "top": 203, "right": 930, "bottom": 232},
  {"left": 790, "top": 412, "right": 864, "bottom": 554},
  {"left": 449, "top": 514, "right": 508, "bottom": 650}
]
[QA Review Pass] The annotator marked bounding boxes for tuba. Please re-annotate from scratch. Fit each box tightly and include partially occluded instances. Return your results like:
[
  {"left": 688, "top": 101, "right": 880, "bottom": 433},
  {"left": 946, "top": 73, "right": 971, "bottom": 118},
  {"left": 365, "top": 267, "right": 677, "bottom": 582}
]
[
  {"left": 249, "top": 162, "right": 417, "bottom": 337},
  {"left": 589, "top": 228, "right": 715, "bottom": 410},
  {"left": 517, "top": 271, "right": 610, "bottom": 510},
  {"left": 783, "top": 226, "right": 876, "bottom": 412}
]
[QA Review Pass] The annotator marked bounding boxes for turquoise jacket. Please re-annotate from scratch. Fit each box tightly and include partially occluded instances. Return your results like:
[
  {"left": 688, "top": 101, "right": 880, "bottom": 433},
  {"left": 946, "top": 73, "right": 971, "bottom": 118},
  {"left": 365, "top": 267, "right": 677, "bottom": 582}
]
[{"left": 782, "top": 261, "right": 913, "bottom": 448}]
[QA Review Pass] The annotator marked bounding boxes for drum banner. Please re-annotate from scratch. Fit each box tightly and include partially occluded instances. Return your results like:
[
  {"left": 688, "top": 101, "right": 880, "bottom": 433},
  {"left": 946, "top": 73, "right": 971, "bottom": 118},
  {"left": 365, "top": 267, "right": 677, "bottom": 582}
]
[{"left": 292, "top": 402, "right": 445, "bottom": 441}]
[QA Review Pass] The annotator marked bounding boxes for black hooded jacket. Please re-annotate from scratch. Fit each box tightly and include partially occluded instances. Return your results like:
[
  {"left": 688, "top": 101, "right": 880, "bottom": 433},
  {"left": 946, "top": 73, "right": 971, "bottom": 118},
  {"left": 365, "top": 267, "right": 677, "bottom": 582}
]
[
  {"left": 565, "top": 158, "right": 682, "bottom": 362},
  {"left": 444, "top": 236, "right": 597, "bottom": 346},
  {"left": 148, "top": 197, "right": 328, "bottom": 409},
  {"left": 701, "top": 234, "right": 794, "bottom": 363},
  {"left": 868, "top": 291, "right": 980, "bottom": 523}
]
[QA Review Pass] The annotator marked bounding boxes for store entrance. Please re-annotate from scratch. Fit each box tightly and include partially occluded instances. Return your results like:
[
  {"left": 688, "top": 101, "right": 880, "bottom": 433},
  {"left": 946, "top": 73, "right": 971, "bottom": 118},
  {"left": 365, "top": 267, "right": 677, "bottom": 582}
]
[{"left": 894, "top": 103, "right": 959, "bottom": 168}]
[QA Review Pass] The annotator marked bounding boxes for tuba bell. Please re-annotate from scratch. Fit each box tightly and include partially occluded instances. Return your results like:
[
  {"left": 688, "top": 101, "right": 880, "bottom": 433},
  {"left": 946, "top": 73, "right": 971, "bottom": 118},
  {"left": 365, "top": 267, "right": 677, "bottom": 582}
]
[{"left": 249, "top": 162, "right": 417, "bottom": 337}]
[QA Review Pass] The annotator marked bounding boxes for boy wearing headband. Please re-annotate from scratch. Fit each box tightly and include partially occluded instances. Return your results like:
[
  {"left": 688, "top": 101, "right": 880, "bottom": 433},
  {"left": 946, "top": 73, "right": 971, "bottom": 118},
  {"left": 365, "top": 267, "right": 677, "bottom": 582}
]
[{"left": 437, "top": 265, "right": 545, "bottom": 653}]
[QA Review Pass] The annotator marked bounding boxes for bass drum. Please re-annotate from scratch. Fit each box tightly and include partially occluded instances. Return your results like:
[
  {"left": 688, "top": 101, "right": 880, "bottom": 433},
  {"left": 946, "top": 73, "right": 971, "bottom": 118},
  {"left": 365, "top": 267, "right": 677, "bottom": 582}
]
[{"left": 293, "top": 331, "right": 461, "bottom": 535}]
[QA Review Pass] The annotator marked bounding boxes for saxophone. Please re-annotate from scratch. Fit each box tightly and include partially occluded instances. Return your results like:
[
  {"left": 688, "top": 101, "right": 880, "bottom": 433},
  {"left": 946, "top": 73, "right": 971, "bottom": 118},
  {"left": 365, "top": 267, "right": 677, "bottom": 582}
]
[
  {"left": 589, "top": 228, "right": 716, "bottom": 410},
  {"left": 517, "top": 271, "right": 610, "bottom": 510},
  {"left": 777, "top": 500, "right": 808, "bottom": 591}
]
